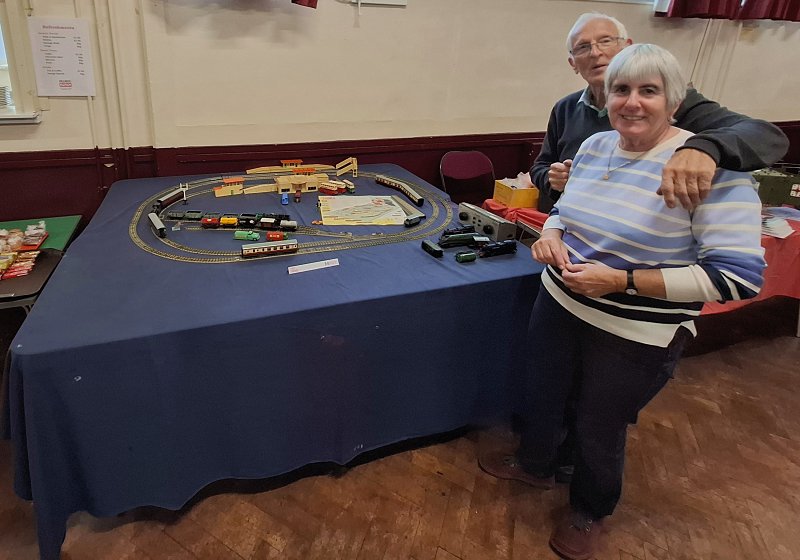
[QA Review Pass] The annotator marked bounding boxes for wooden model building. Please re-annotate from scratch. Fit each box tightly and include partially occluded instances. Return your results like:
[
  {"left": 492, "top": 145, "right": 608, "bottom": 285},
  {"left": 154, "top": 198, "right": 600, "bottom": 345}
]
[{"left": 214, "top": 176, "right": 245, "bottom": 197}]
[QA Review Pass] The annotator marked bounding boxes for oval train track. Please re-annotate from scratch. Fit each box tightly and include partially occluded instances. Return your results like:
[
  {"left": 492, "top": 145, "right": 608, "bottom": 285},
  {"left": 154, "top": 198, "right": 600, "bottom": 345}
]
[{"left": 130, "top": 172, "right": 454, "bottom": 263}]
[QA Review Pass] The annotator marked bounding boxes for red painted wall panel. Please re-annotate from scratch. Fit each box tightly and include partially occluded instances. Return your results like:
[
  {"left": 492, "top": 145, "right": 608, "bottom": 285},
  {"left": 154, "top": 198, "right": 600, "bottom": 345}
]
[{"left": 1, "top": 124, "right": 795, "bottom": 226}]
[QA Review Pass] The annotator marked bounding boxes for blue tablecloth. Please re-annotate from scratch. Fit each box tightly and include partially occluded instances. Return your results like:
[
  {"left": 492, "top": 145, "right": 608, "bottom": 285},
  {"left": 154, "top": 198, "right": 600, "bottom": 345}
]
[{"left": 2, "top": 164, "right": 543, "bottom": 559}]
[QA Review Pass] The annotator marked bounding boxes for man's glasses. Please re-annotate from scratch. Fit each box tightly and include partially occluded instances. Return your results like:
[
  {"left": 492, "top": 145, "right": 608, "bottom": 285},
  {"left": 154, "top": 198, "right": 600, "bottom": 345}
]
[{"left": 571, "top": 37, "right": 624, "bottom": 58}]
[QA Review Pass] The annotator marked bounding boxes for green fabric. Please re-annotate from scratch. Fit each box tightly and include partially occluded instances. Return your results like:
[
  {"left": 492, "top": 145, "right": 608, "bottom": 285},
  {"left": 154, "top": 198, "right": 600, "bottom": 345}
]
[{"left": 0, "top": 215, "right": 81, "bottom": 251}]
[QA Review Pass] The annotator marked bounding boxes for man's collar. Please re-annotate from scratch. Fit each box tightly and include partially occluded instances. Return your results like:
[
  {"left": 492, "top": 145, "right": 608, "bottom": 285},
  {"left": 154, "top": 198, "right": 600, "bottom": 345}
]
[{"left": 577, "top": 87, "right": 608, "bottom": 117}]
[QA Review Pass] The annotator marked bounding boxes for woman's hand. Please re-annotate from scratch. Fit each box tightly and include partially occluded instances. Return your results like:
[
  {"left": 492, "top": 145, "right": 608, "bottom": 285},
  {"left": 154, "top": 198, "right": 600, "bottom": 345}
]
[
  {"left": 561, "top": 262, "right": 625, "bottom": 298},
  {"left": 532, "top": 230, "right": 570, "bottom": 269}
]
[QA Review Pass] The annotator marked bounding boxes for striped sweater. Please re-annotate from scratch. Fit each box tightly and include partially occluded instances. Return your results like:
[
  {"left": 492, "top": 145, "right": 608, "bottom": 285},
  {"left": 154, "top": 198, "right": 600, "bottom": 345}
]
[{"left": 542, "top": 128, "right": 766, "bottom": 347}]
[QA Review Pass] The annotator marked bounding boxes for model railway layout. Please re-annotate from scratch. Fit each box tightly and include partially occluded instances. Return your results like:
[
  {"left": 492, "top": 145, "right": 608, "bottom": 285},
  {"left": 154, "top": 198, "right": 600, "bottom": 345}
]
[{"left": 130, "top": 169, "right": 454, "bottom": 263}]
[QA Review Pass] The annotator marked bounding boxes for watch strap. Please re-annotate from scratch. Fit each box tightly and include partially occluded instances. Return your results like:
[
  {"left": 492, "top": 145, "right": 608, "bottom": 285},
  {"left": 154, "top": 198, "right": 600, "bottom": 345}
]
[{"left": 625, "top": 269, "right": 639, "bottom": 295}]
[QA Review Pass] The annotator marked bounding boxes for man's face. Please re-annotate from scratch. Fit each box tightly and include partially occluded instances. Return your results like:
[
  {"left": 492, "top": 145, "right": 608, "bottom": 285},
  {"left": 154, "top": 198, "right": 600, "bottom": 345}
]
[{"left": 568, "top": 19, "right": 629, "bottom": 91}]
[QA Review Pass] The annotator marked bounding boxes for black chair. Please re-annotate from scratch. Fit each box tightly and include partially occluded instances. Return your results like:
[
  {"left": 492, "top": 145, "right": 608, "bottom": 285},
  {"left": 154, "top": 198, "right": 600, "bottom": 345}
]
[{"left": 439, "top": 150, "right": 495, "bottom": 206}]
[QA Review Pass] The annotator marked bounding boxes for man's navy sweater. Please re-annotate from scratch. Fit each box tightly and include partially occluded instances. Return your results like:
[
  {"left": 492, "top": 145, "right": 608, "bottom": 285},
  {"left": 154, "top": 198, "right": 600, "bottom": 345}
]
[{"left": 530, "top": 88, "right": 789, "bottom": 209}]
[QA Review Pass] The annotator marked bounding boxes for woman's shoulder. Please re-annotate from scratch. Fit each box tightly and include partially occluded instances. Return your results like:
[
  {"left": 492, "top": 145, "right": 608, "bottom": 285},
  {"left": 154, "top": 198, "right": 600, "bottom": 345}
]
[
  {"left": 706, "top": 166, "right": 758, "bottom": 203},
  {"left": 586, "top": 129, "right": 618, "bottom": 144},
  {"left": 577, "top": 130, "right": 618, "bottom": 153},
  {"left": 647, "top": 128, "right": 694, "bottom": 159},
  {"left": 672, "top": 127, "right": 694, "bottom": 142},
  {"left": 664, "top": 127, "right": 693, "bottom": 148},
  {"left": 712, "top": 167, "right": 757, "bottom": 186}
]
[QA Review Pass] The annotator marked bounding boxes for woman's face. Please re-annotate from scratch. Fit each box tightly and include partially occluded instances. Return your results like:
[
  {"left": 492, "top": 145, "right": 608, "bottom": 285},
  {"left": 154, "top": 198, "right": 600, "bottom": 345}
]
[{"left": 607, "top": 75, "right": 672, "bottom": 150}]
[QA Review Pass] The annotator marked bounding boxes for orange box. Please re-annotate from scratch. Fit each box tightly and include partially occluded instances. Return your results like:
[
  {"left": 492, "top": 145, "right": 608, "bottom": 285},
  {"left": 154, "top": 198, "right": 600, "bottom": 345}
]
[{"left": 493, "top": 180, "right": 539, "bottom": 208}]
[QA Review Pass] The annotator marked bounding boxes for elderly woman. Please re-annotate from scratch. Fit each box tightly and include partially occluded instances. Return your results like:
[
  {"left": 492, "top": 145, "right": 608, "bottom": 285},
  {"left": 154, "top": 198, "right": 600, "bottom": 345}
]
[{"left": 480, "top": 44, "right": 766, "bottom": 560}]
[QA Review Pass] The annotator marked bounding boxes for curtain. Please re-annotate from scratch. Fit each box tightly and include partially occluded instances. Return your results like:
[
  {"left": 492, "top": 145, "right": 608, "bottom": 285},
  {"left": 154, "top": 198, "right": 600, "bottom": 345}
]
[
  {"left": 737, "top": 0, "right": 800, "bottom": 21},
  {"left": 656, "top": 0, "right": 800, "bottom": 21},
  {"left": 658, "top": 0, "right": 741, "bottom": 18}
]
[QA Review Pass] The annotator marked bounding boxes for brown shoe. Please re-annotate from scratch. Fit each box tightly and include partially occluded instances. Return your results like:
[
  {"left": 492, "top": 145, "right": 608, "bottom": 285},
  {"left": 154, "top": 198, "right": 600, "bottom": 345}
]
[
  {"left": 478, "top": 452, "right": 554, "bottom": 488},
  {"left": 549, "top": 509, "right": 604, "bottom": 560}
]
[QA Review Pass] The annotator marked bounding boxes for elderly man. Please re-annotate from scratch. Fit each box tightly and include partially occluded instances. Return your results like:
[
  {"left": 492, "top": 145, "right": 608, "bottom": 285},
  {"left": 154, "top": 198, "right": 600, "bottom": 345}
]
[{"left": 530, "top": 12, "right": 789, "bottom": 211}]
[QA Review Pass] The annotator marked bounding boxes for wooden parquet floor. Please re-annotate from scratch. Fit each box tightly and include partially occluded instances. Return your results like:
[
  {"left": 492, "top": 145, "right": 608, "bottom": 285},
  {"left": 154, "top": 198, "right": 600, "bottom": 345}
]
[{"left": 1, "top": 301, "right": 799, "bottom": 560}]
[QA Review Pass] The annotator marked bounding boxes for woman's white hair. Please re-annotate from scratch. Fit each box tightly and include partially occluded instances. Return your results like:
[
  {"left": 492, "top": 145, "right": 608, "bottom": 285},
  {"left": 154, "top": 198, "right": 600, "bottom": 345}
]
[
  {"left": 604, "top": 44, "right": 687, "bottom": 113},
  {"left": 566, "top": 12, "right": 628, "bottom": 53}
]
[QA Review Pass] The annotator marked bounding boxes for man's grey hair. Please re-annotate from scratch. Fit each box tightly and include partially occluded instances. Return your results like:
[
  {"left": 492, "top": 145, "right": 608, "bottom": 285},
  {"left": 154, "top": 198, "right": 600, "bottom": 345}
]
[
  {"left": 566, "top": 12, "right": 628, "bottom": 53},
  {"left": 604, "top": 44, "right": 687, "bottom": 114}
]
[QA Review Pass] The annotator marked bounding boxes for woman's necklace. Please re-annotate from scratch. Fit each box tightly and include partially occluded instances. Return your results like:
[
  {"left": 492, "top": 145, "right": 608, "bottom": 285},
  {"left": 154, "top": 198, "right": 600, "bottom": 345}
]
[{"left": 603, "top": 145, "right": 649, "bottom": 180}]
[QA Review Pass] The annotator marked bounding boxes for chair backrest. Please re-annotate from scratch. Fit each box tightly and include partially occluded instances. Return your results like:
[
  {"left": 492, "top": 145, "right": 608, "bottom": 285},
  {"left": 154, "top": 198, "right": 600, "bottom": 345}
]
[{"left": 439, "top": 150, "right": 496, "bottom": 206}]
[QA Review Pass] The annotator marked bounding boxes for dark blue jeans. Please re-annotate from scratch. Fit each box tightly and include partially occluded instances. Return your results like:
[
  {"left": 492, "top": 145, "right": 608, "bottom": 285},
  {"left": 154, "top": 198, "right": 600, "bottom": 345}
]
[{"left": 517, "top": 288, "right": 691, "bottom": 518}]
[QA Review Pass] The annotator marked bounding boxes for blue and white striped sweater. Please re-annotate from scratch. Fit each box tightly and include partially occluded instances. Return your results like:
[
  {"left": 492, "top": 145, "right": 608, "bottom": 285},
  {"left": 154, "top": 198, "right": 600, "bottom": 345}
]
[{"left": 542, "top": 129, "right": 765, "bottom": 346}]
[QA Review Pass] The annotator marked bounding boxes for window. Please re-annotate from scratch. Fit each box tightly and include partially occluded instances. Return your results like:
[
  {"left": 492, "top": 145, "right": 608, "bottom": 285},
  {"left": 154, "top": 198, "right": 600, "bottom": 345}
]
[
  {"left": 0, "top": 1, "right": 41, "bottom": 123},
  {"left": 0, "top": 19, "right": 12, "bottom": 109}
]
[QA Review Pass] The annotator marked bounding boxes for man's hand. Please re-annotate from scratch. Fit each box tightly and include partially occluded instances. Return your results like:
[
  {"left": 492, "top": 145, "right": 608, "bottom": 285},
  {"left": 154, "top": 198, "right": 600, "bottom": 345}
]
[
  {"left": 547, "top": 159, "right": 573, "bottom": 192},
  {"left": 657, "top": 148, "right": 716, "bottom": 210},
  {"left": 561, "top": 262, "right": 624, "bottom": 298},
  {"left": 532, "top": 230, "right": 570, "bottom": 270}
]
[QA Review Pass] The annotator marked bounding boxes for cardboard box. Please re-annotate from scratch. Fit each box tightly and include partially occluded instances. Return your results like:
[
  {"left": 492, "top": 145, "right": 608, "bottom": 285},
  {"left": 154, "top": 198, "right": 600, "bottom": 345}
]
[{"left": 493, "top": 180, "right": 539, "bottom": 208}]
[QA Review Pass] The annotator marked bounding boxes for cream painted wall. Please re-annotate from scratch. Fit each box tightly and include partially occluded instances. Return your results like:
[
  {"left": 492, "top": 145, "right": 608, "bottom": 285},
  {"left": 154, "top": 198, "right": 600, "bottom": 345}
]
[
  {"left": 139, "top": 0, "right": 711, "bottom": 147},
  {"left": 721, "top": 19, "right": 800, "bottom": 120},
  {"left": 0, "top": 0, "right": 798, "bottom": 153}
]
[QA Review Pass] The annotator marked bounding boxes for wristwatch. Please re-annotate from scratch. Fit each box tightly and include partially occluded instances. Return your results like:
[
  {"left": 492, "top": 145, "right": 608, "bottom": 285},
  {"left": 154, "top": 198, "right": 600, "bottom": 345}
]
[{"left": 625, "top": 270, "right": 638, "bottom": 296}]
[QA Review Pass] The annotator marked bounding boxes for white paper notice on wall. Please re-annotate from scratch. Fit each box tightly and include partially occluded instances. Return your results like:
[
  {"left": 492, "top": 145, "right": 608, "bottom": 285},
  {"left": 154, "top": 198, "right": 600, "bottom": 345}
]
[{"left": 27, "top": 17, "right": 96, "bottom": 97}]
